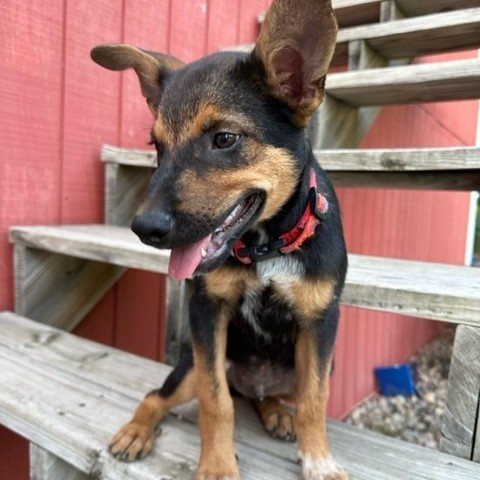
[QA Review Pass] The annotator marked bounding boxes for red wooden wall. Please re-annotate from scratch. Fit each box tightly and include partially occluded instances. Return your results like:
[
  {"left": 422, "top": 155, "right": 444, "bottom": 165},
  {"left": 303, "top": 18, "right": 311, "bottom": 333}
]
[{"left": 0, "top": 1, "right": 477, "bottom": 477}]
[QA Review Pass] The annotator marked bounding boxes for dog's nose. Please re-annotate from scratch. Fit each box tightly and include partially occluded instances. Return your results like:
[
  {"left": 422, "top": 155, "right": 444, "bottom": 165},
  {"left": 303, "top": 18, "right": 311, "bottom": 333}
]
[{"left": 131, "top": 210, "right": 174, "bottom": 245}]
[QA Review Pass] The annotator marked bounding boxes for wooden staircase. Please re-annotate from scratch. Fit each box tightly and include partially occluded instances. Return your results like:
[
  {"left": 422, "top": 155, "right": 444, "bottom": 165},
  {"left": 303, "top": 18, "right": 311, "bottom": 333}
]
[{"left": 2, "top": 1, "right": 480, "bottom": 478}]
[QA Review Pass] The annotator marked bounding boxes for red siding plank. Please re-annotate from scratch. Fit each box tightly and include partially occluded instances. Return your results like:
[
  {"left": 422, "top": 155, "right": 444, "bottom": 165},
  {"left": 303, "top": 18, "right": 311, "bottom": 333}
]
[
  {"left": 237, "top": 0, "right": 264, "bottom": 44},
  {"left": 206, "top": 0, "right": 240, "bottom": 54},
  {"left": 169, "top": 0, "right": 208, "bottom": 62},
  {"left": 112, "top": 0, "right": 171, "bottom": 363},
  {"left": 0, "top": 426, "right": 29, "bottom": 480},
  {"left": 61, "top": 0, "right": 124, "bottom": 224},
  {"left": 0, "top": 0, "right": 65, "bottom": 310}
]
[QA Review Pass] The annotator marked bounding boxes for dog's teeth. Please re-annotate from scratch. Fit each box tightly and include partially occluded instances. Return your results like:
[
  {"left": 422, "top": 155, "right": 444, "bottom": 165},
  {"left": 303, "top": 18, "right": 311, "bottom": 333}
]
[{"left": 201, "top": 248, "right": 207, "bottom": 258}]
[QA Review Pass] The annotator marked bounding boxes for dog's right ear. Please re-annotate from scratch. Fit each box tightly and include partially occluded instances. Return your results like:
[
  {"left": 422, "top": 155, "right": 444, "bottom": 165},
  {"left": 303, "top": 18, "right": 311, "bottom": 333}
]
[{"left": 91, "top": 44, "right": 184, "bottom": 115}]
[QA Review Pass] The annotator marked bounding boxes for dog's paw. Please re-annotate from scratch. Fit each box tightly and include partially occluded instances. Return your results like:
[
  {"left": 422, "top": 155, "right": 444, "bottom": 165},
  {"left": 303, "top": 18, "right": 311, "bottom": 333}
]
[
  {"left": 196, "top": 475, "right": 240, "bottom": 480},
  {"left": 299, "top": 455, "right": 349, "bottom": 480},
  {"left": 195, "top": 456, "right": 240, "bottom": 480},
  {"left": 109, "top": 422, "right": 156, "bottom": 462},
  {"left": 196, "top": 469, "right": 240, "bottom": 480},
  {"left": 254, "top": 397, "right": 296, "bottom": 442}
]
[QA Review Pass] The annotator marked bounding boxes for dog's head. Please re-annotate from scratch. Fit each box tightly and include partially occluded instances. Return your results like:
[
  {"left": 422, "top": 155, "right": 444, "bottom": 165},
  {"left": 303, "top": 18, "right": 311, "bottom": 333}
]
[{"left": 91, "top": 0, "right": 337, "bottom": 280}]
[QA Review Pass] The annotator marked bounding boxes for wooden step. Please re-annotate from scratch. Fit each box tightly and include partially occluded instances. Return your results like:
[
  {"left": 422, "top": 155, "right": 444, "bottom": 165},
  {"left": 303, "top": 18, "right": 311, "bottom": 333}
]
[
  {"left": 233, "top": 9, "right": 480, "bottom": 67},
  {"left": 102, "top": 145, "right": 480, "bottom": 191},
  {"left": 318, "top": 147, "right": 480, "bottom": 190},
  {"left": 261, "top": 1, "right": 480, "bottom": 28},
  {"left": 326, "top": 58, "right": 480, "bottom": 106},
  {"left": 2, "top": 311, "right": 480, "bottom": 480},
  {"left": 336, "top": 8, "right": 480, "bottom": 65},
  {"left": 10, "top": 224, "right": 480, "bottom": 326},
  {"left": 395, "top": 0, "right": 480, "bottom": 17}
]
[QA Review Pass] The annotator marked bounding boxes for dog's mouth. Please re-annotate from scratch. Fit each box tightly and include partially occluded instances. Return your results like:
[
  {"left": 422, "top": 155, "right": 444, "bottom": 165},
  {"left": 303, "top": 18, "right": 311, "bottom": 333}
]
[{"left": 169, "top": 193, "right": 263, "bottom": 280}]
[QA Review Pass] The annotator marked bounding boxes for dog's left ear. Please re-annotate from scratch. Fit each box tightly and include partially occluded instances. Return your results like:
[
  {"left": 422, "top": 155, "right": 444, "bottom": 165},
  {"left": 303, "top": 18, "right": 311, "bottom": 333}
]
[
  {"left": 253, "top": 0, "right": 337, "bottom": 125},
  {"left": 91, "top": 44, "right": 184, "bottom": 116}
]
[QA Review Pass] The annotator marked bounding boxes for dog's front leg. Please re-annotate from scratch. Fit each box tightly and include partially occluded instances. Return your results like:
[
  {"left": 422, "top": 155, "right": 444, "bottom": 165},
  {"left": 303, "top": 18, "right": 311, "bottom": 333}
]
[
  {"left": 295, "top": 304, "right": 348, "bottom": 480},
  {"left": 190, "top": 289, "right": 239, "bottom": 480}
]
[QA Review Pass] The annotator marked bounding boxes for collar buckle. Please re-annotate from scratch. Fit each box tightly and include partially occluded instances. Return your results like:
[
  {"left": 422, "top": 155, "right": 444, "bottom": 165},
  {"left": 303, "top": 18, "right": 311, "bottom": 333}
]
[{"left": 234, "top": 238, "right": 287, "bottom": 265}]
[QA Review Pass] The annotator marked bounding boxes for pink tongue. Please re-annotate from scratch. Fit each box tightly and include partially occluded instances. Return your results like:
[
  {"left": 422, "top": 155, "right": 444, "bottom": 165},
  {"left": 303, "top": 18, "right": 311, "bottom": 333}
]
[{"left": 168, "top": 234, "right": 213, "bottom": 280}]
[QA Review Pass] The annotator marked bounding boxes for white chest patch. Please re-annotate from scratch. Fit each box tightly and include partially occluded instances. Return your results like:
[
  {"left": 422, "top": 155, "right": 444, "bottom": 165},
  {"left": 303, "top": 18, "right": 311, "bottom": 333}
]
[
  {"left": 239, "top": 255, "right": 304, "bottom": 340},
  {"left": 240, "top": 280, "right": 268, "bottom": 340},
  {"left": 256, "top": 254, "right": 305, "bottom": 286}
]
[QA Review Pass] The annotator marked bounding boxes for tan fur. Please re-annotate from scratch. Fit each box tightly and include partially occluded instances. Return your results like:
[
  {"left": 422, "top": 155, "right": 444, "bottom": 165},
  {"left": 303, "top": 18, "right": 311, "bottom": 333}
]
[
  {"left": 290, "top": 278, "right": 336, "bottom": 325},
  {"left": 178, "top": 140, "right": 298, "bottom": 222},
  {"left": 194, "top": 310, "right": 239, "bottom": 479},
  {"left": 295, "top": 329, "right": 332, "bottom": 461},
  {"left": 205, "top": 266, "right": 256, "bottom": 305},
  {"left": 109, "top": 370, "right": 196, "bottom": 461},
  {"left": 151, "top": 103, "right": 256, "bottom": 151},
  {"left": 253, "top": 397, "right": 296, "bottom": 440}
]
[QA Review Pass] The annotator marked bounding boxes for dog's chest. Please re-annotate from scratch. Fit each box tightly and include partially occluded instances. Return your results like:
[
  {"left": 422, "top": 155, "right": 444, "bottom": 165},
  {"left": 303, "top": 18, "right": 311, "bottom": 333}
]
[{"left": 238, "top": 255, "right": 304, "bottom": 340}]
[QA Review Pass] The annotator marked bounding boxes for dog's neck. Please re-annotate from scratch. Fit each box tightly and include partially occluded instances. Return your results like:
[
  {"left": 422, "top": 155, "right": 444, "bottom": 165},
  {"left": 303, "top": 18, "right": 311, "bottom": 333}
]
[{"left": 233, "top": 149, "right": 326, "bottom": 264}]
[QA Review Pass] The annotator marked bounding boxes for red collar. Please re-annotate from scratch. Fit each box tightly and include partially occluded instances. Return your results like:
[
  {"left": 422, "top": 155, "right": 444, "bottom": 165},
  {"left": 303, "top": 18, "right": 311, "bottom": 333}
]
[{"left": 233, "top": 168, "right": 328, "bottom": 265}]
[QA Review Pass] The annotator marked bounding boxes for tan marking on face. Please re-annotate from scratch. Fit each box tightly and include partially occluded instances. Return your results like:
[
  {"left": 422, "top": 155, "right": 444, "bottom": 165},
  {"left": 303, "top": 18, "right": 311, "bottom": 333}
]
[
  {"left": 193, "top": 310, "right": 239, "bottom": 478},
  {"left": 152, "top": 111, "right": 176, "bottom": 149},
  {"left": 152, "top": 102, "right": 255, "bottom": 150},
  {"left": 295, "top": 330, "right": 333, "bottom": 462},
  {"left": 178, "top": 140, "right": 298, "bottom": 223}
]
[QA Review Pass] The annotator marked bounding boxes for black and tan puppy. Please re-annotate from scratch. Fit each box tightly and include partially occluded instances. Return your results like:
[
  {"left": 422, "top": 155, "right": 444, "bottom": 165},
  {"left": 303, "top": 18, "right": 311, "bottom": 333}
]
[{"left": 91, "top": 0, "right": 347, "bottom": 478}]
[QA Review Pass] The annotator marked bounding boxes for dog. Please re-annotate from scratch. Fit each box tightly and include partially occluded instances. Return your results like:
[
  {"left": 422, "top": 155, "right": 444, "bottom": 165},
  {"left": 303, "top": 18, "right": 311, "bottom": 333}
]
[{"left": 91, "top": 0, "right": 347, "bottom": 478}]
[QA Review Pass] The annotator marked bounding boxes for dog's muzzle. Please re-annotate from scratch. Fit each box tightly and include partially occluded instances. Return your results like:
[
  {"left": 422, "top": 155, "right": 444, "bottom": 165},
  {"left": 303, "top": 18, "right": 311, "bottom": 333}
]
[{"left": 131, "top": 210, "right": 174, "bottom": 246}]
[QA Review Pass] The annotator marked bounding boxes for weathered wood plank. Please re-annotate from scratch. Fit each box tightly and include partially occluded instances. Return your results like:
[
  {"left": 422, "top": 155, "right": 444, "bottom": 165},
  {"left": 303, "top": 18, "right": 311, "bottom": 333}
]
[
  {"left": 14, "top": 245, "right": 125, "bottom": 331},
  {"left": 104, "top": 163, "right": 152, "bottom": 227},
  {"left": 317, "top": 146, "right": 480, "bottom": 190},
  {"left": 327, "top": 59, "right": 480, "bottom": 106},
  {"left": 395, "top": 0, "right": 480, "bottom": 17},
  {"left": 232, "top": 9, "right": 480, "bottom": 67},
  {"left": 30, "top": 445, "right": 91, "bottom": 480},
  {"left": 344, "top": 255, "right": 480, "bottom": 326},
  {"left": 101, "top": 145, "right": 480, "bottom": 192},
  {"left": 328, "top": 170, "right": 480, "bottom": 190},
  {"left": 10, "top": 225, "right": 170, "bottom": 275},
  {"left": 317, "top": 147, "right": 480, "bottom": 171},
  {"left": 1, "top": 312, "right": 480, "bottom": 480},
  {"left": 338, "top": 8, "right": 480, "bottom": 61},
  {"left": 10, "top": 225, "right": 480, "bottom": 326},
  {"left": 440, "top": 326, "right": 480, "bottom": 460}
]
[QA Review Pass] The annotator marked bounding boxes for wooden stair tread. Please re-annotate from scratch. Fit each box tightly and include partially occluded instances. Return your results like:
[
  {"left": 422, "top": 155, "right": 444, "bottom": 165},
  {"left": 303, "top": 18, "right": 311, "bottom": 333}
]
[
  {"left": 327, "top": 59, "right": 480, "bottom": 106},
  {"left": 395, "top": 0, "right": 480, "bottom": 17},
  {"left": 102, "top": 144, "right": 480, "bottom": 170},
  {"left": 262, "top": 1, "right": 480, "bottom": 29},
  {"left": 337, "top": 8, "right": 480, "bottom": 63},
  {"left": 2, "top": 311, "right": 480, "bottom": 480},
  {"left": 102, "top": 145, "right": 480, "bottom": 191},
  {"left": 10, "top": 225, "right": 480, "bottom": 325},
  {"left": 318, "top": 147, "right": 480, "bottom": 190},
  {"left": 232, "top": 9, "right": 480, "bottom": 67}
]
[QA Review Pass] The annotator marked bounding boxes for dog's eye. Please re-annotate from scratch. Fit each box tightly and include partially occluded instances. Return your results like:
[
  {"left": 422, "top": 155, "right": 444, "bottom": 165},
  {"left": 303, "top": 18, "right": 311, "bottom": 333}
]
[{"left": 213, "top": 132, "right": 239, "bottom": 149}]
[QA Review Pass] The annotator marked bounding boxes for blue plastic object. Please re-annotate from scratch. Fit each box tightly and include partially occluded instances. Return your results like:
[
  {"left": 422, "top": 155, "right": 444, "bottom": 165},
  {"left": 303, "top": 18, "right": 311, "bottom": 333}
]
[{"left": 374, "top": 363, "right": 416, "bottom": 396}]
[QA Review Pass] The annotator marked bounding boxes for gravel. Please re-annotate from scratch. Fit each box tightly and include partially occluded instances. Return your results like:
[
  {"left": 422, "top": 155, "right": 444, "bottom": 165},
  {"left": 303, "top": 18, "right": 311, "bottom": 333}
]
[{"left": 344, "top": 327, "right": 455, "bottom": 450}]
